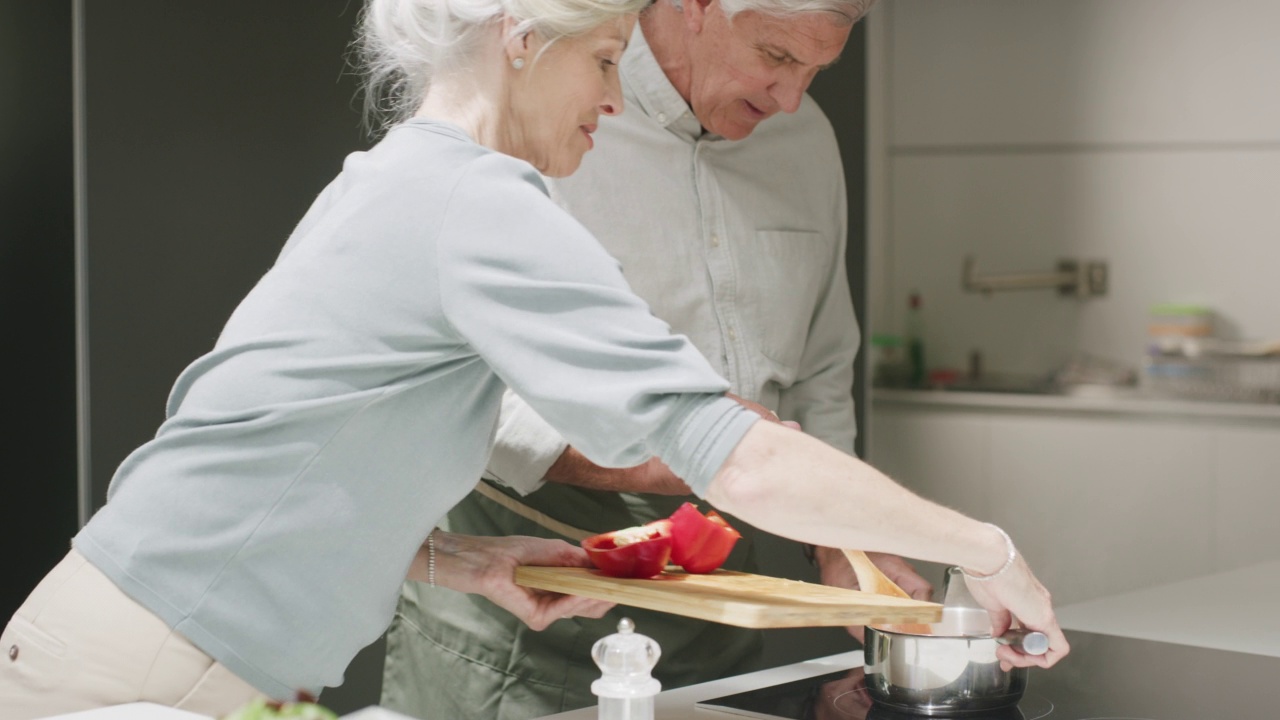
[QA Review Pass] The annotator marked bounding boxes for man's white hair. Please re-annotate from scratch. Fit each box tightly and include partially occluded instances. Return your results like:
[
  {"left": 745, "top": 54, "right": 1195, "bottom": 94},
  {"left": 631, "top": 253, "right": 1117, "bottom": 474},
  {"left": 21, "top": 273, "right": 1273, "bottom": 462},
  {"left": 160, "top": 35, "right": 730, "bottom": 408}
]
[{"left": 670, "top": 0, "right": 876, "bottom": 25}]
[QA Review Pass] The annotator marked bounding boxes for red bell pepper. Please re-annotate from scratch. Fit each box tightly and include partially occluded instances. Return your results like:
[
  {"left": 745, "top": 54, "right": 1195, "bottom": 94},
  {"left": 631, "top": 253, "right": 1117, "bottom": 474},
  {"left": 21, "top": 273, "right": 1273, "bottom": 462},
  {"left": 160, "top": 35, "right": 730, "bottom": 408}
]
[
  {"left": 668, "top": 502, "right": 741, "bottom": 574},
  {"left": 581, "top": 520, "right": 673, "bottom": 579}
]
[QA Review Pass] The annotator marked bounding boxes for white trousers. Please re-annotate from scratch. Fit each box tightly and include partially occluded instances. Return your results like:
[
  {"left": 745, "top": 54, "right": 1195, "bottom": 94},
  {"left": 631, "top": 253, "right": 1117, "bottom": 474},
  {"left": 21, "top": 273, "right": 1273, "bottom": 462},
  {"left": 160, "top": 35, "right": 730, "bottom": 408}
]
[{"left": 0, "top": 549, "right": 266, "bottom": 719}]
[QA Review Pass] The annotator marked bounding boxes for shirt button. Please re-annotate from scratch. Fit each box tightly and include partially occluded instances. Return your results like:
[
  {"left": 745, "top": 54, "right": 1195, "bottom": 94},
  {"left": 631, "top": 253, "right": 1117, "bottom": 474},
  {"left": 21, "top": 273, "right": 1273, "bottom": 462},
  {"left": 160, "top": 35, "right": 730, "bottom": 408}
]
[
  {"left": 657, "top": 112, "right": 667, "bottom": 123},
  {"left": 711, "top": 234, "right": 720, "bottom": 248},
  {"left": 8, "top": 645, "right": 17, "bottom": 661},
  {"left": 728, "top": 327, "right": 738, "bottom": 341}
]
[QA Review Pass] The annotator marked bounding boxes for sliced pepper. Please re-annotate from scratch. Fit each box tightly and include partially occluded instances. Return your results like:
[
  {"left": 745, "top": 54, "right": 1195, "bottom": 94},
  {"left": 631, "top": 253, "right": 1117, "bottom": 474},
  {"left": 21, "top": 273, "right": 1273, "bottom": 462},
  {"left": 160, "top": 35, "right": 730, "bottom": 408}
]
[
  {"left": 668, "top": 502, "right": 741, "bottom": 574},
  {"left": 581, "top": 520, "right": 673, "bottom": 579}
]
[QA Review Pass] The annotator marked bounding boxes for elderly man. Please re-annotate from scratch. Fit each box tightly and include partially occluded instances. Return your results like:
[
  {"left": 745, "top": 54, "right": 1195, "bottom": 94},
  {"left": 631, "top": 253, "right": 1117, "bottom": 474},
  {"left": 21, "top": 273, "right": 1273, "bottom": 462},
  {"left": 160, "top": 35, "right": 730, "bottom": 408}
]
[{"left": 380, "top": 0, "right": 930, "bottom": 717}]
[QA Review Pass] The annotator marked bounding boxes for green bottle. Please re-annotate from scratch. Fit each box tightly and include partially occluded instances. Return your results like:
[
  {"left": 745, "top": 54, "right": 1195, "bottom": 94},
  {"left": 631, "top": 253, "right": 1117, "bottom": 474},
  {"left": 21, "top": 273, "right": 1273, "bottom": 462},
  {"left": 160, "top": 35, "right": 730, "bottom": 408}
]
[{"left": 906, "top": 292, "right": 925, "bottom": 387}]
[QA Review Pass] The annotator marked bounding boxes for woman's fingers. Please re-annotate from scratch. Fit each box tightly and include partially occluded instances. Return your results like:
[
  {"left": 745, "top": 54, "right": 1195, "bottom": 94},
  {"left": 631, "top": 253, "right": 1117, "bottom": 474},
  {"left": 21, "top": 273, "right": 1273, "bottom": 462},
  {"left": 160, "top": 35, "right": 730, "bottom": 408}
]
[
  {"left": 516, "top": 538, "right": 592, "bottom": 567},
  {"left": 520, "top": 590, "right": 615, "bottom": 630},
  {"left": 547, "top": 594, "right": 614, "bottom": 620}
]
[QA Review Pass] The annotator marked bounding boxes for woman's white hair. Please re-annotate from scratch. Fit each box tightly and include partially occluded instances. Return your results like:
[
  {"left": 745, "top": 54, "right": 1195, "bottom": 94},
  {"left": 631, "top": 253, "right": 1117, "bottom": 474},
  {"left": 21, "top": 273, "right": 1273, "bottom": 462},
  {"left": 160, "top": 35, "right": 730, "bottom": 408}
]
[
  {"left": 358, "top": 0, "right": 649, "bottom": 133},
  {"left": 670, "top": 0, "right": 875, "bottom": 25}
]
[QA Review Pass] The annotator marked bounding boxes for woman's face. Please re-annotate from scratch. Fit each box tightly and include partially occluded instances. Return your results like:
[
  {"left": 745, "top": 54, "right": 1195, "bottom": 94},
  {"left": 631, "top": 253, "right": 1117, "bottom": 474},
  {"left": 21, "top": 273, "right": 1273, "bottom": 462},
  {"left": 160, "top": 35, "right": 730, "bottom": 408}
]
[{"left": 505, "top": 17, "right": 635, "bottom": 177}]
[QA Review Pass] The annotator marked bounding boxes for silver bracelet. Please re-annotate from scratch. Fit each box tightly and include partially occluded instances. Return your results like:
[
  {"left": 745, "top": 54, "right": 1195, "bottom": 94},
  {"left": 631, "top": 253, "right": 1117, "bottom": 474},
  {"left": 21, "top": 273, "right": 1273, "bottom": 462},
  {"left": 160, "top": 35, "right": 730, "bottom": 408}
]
[
  {"left": 961, "top": 523, "right": 1017, "bottom": 582},
  {"left": 427, "top": 530, "right": 437, "bottom": 588}
]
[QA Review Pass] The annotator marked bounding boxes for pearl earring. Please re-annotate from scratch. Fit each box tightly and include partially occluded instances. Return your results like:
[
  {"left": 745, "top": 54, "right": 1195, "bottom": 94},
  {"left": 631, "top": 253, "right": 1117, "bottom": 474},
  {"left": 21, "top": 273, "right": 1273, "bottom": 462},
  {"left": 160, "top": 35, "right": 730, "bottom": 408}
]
[{"left": 512, "top": 57, "right": 525, "bottom": 70}]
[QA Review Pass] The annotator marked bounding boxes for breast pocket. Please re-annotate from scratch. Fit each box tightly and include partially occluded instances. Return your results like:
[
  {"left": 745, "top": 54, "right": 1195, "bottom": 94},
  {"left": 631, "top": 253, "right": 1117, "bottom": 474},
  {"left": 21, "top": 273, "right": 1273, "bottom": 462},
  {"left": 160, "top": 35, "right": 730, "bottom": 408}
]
[{"left": 741, "top": 230, "right": 831, "bottom": 377}]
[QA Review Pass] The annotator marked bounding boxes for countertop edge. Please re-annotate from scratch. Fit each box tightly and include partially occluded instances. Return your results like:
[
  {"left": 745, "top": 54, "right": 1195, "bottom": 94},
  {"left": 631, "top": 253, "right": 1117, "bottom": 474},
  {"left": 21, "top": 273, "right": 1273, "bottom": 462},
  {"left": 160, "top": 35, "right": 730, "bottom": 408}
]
[{"left": 872, "top": 388, "right": 1280, "bottom": 422}]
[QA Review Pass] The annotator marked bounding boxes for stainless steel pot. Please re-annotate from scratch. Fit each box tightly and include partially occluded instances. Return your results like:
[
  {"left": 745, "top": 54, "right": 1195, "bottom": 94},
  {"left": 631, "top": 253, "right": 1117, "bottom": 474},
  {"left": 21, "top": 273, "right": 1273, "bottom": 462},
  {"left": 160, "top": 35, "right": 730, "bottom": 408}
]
[{"left": 863, "top": 567, "right": 1047, "bottom": 716}]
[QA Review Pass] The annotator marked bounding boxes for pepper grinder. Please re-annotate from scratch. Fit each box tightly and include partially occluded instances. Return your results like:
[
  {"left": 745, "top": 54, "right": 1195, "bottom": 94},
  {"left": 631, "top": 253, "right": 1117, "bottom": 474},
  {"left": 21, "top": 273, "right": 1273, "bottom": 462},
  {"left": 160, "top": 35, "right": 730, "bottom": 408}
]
[{"left": 591, "top": 617, "right": 661, "bottom": 720}]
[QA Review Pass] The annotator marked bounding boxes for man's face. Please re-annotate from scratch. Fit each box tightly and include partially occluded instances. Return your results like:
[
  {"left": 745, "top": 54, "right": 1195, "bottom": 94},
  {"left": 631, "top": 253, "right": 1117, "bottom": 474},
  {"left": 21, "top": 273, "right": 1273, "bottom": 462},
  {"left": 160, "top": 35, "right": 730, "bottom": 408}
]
[{"left": 684, "top": 4, "right": 851, "bottom": 140}]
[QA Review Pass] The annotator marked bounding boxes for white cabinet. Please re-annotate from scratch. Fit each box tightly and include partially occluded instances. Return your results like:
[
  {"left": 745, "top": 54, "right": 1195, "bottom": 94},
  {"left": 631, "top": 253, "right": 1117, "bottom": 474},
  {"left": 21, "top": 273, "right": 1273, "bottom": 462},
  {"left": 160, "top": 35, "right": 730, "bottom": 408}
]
[{"left": 869, "top": 392, "right": 1280, "bottom": 605}]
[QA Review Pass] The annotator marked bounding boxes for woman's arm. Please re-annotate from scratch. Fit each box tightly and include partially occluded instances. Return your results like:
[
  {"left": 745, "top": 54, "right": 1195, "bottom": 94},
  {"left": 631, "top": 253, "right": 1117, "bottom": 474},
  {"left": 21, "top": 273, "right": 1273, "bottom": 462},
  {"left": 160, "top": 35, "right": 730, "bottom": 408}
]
[{"left": 706, "top": 421, "right": 1068, "bottom": 670}]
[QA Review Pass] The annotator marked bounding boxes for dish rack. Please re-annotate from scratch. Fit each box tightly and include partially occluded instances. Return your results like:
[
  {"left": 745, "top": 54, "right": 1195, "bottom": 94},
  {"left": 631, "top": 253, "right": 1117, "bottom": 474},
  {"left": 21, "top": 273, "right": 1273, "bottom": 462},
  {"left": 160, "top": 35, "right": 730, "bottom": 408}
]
[{"left": 1144, "top": 338, "right": 1280, "bottom": 404}]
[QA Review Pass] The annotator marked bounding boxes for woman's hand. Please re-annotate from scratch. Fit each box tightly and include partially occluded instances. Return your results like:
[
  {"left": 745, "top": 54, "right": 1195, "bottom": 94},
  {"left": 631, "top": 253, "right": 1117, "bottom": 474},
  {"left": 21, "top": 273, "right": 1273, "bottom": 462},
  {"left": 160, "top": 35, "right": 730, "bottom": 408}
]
[
  {"left": 410, "top": 532, "right": 615, "bottom": 630},
  {"left": 964, "top": 556, "right": 1070, "bottom": 671}
]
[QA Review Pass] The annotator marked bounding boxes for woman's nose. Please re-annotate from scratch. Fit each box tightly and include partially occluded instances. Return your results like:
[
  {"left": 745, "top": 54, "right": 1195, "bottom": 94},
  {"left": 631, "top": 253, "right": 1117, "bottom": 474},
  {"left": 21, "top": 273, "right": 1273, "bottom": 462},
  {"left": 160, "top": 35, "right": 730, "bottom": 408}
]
[{"left": 600, "top": 75, "right": 624, "bottom": 116}]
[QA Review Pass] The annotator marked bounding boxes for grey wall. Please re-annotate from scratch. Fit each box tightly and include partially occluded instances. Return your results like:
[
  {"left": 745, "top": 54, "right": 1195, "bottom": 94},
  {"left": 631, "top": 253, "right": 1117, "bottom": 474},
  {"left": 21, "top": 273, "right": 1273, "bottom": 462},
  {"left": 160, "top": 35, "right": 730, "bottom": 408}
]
[
  {"left": 0, "top": 0, "right": 79, "bottom": 626},
  {"left": 870, "top": 0, "right": 1280, "bottom": 380}
]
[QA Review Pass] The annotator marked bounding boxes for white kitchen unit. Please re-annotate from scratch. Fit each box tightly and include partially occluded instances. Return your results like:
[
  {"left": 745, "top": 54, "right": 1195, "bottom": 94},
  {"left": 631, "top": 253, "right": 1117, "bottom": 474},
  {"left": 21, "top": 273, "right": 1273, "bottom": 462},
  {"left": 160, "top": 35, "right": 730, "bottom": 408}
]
[{"left": 868, "top": 390, "right": 1280, "bottom": 610}]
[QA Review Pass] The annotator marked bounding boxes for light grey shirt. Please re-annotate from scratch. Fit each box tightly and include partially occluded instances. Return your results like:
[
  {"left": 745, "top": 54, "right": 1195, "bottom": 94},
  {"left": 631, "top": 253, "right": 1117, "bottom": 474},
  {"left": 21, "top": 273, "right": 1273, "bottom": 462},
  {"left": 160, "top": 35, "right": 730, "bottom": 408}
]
[
  {"left": 74, "top": 119, "right": 758, "bottom": 698},
  {"left": 486, "top": 26, "right": 857, "bottom": 495}
]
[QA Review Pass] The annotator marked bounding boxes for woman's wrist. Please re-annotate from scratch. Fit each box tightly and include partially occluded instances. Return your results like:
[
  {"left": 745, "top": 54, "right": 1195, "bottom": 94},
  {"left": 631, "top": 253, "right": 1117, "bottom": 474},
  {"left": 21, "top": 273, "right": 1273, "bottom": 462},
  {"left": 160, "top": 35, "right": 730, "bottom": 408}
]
[{"left": 961, "top": 523, "right": 1017, "bottom": 581}]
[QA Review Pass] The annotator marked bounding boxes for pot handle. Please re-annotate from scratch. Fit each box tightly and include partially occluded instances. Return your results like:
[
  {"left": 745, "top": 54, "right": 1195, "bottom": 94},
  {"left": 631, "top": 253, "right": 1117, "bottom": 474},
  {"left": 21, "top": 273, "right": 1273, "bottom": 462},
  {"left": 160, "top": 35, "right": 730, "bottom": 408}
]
[{"left": 997, "top": 628, "right": 1049, "bottom": 656}]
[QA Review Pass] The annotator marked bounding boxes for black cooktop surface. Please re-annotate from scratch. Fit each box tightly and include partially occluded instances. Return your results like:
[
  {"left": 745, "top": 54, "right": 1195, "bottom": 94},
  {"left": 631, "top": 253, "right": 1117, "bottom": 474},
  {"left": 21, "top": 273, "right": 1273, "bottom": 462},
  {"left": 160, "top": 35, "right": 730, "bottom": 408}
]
[{"left": 696, "top": 630, "right": 1278, "bottom": 719}]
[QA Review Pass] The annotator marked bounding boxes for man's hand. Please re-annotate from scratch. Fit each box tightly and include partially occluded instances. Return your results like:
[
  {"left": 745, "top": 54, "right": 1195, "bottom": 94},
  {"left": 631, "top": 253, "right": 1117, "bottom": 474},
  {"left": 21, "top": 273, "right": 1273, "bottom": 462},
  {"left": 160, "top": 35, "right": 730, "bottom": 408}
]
[
  {"left": 814, "top": 546, "right": 933, "bottom": 642},
  {"left": 410, "top": 532, "right": 615, "bottom": 631}
]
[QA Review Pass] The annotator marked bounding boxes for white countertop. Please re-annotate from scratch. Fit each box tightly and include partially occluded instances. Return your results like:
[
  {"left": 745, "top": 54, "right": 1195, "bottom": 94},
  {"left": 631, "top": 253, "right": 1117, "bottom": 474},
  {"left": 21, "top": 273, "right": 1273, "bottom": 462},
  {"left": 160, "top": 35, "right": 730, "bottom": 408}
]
[
  {"left": 534, "top": 651, "right": 863, "bottom": 720},
  {"left": 1055, "top": 559, "right": 1280, "bottom": 658}
]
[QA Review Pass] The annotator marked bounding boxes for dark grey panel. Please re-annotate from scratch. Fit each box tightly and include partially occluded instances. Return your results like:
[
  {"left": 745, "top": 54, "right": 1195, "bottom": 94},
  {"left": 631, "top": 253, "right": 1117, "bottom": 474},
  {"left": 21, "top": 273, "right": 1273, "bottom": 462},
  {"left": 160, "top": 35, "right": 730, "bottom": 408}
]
[
  {"left": 808, "top": 20, "right": 869, "bottom": 461},
  {"left": 0, "top": 0, "right": 79, "bottom": 624},
  {"left": 80, "top": 3, "right": 373, "bottom": 708},
  {"left": 81, "top": 1, "right": 368, "bottom": 511}
]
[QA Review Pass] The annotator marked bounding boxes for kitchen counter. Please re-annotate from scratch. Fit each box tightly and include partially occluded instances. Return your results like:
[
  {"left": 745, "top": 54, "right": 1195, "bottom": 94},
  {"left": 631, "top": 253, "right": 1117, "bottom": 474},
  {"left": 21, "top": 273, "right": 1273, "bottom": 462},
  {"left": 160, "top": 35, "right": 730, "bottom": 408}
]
[{"left": 1055, "top": 559, "right": 1280, "bottom": 658}]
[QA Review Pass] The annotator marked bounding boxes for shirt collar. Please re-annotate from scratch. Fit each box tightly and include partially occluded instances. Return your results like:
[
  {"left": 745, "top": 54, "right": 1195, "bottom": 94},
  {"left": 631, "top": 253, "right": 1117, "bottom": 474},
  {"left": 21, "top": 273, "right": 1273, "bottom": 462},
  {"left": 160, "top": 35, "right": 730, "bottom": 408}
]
[{"left": 621, "top": 24, "right": 712, "bottom": 142}]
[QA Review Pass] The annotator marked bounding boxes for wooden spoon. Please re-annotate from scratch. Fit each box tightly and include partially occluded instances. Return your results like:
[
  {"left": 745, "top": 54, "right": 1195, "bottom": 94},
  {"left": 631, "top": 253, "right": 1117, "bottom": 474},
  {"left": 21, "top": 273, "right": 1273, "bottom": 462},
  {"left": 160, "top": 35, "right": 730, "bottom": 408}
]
[
  {"left": 841, "top": 548, "right": 934, "bottom": 635},
  {"left": 841, "top": 549, "right": 911, "bottom": 598}
]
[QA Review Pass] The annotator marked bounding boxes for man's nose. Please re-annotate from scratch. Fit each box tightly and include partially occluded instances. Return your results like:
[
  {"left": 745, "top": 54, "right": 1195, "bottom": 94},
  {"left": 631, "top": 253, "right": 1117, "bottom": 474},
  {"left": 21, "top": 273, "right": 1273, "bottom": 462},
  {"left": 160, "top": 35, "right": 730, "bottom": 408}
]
[{"left": 770, "top": 76, "right": 806, "bottom": 115}]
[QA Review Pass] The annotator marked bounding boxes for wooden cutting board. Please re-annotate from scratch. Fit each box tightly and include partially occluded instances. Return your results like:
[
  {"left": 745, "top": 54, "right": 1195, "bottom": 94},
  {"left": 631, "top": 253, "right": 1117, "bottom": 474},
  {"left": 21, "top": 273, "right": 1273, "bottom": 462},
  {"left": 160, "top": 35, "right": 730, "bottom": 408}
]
[{"left": 516, "top": 567, "right": 942, "bottom": 629}]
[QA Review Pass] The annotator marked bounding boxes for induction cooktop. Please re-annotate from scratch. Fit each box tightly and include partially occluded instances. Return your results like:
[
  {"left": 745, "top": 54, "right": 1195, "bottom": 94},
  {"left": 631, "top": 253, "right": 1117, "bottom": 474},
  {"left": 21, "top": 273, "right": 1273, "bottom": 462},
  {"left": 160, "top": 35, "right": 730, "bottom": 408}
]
[{"left": 696, "top": 630, "right": 1279, "bottom": 720}]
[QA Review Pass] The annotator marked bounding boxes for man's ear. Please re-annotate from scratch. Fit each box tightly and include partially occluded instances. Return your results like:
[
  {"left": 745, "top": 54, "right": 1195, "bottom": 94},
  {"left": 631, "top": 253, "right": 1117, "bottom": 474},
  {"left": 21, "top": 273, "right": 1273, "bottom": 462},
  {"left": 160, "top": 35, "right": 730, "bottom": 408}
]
[{"left": 684, "top": 0, "right": 715, "bottom": 34}]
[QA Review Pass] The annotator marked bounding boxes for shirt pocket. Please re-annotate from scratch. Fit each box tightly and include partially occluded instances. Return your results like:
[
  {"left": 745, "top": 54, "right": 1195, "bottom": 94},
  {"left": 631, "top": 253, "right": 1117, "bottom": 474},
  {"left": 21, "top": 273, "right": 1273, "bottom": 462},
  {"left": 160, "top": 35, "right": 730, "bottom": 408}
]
[{"left": 742, "top": 230, "right": 830, "bottom": 376}]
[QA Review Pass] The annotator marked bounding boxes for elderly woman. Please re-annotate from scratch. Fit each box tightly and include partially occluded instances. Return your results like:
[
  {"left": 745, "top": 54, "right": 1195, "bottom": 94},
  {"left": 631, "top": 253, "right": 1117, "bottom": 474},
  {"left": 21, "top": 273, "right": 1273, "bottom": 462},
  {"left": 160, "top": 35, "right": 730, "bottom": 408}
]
[{"left": 0, "top": 0, "right": 1067, "bottom": 716}]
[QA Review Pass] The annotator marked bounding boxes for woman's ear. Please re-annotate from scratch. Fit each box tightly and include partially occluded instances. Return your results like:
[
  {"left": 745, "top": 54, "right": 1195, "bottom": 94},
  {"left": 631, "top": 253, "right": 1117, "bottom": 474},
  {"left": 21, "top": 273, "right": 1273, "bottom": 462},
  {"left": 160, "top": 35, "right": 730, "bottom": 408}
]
[{"left": 501, "top": 16, "right": 527, "bottom": 67}]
